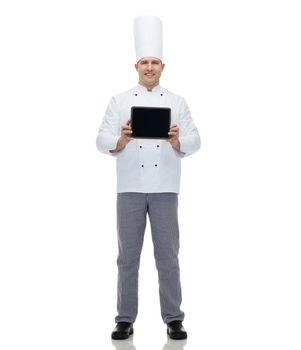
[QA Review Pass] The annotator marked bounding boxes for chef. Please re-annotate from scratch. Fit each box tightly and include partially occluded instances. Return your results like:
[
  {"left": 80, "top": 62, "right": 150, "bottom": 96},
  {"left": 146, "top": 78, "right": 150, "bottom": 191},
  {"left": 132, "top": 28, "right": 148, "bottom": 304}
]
[{"left": 96, "top": 15, "right": 200, "bottom": 340}]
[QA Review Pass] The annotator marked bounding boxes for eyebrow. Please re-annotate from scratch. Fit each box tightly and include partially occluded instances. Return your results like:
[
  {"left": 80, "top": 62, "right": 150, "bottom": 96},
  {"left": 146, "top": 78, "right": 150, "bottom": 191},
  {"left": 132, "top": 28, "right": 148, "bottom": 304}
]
[{"left": 140, "top": 60, "right": 161, "bottom": 64}]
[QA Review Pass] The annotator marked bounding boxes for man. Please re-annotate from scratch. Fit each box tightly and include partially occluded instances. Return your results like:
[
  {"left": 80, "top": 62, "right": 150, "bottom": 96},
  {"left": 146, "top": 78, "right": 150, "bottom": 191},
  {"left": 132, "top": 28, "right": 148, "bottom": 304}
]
[{"left": 96, "top": 16, "right": 200, "bottom": 340}]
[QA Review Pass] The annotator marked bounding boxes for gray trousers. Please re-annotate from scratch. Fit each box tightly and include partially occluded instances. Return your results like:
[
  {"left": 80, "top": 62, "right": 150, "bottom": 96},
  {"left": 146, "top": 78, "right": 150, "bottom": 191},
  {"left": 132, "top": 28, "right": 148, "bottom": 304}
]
[{"left": 115, "top": 192, "right": 185, "bottom": 324}]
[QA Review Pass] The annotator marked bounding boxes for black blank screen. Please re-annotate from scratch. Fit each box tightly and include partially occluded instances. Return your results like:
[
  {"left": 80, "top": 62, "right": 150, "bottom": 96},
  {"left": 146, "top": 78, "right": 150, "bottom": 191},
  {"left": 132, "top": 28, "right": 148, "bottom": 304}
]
[{"left": 131, "top": 106, "right": 171, "bottom": 139}]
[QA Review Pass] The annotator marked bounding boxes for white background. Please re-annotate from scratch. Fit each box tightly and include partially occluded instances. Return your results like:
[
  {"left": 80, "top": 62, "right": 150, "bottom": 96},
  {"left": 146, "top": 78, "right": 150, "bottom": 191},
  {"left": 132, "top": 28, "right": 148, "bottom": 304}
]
[{"left": 0, "top": 0, "right": 300, "bottom": 349}]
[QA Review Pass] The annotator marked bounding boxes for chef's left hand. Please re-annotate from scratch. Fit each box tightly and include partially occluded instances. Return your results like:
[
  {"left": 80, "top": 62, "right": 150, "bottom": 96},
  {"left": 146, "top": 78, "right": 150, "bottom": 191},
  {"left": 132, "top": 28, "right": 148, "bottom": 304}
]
[{"left": 168, "top": 124, "right": 181, "bottom": 152}]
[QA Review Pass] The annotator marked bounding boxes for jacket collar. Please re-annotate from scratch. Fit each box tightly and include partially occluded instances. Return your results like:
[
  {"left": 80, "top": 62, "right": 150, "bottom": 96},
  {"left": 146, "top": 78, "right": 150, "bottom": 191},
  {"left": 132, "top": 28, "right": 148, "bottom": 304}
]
[{"left": 137, "top": 83, "right": 162, "bottom": 93}]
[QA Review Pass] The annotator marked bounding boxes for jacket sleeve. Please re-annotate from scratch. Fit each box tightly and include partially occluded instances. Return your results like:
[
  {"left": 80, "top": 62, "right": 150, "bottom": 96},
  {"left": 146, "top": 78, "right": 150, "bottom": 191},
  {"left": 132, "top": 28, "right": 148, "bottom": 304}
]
[
  {"left": 178, "top": 98, "right": 201, "bottom": 157},
  {"left": 96, "top": 97, "right": 121, "bottom": 156}
]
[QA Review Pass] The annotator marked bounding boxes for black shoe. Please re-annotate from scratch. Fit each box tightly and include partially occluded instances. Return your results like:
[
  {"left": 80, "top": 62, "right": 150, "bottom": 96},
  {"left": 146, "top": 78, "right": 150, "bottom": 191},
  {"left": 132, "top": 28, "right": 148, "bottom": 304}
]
[
  {"left": 167, "top": 320, "right": 187, "bottom": 340},
  {"left": 111, "top": 322, "right": 134, "bottom": 340}
]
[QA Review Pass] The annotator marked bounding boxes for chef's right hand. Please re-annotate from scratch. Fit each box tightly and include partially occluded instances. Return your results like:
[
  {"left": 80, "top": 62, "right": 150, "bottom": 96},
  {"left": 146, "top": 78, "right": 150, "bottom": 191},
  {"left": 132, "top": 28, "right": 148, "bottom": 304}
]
[{"left": 110, "top": 119, "right": 133, "bottom": 153}]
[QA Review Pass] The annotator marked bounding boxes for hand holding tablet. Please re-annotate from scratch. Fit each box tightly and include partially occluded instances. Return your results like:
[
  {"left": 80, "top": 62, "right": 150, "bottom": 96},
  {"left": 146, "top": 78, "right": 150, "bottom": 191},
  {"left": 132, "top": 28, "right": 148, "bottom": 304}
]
[{"left": 167, "top": 123, "right": 181, "bottom": 151}]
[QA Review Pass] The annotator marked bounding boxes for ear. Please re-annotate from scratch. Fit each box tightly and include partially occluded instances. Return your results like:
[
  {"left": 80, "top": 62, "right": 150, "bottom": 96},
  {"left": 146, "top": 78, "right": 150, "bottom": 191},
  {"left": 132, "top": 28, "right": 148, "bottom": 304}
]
[
  {"left": 161, "top": 63, "right": 165, "bottom": 71},
  {"left": 135, "top": 63, "right": 138, "bottom": 71}
]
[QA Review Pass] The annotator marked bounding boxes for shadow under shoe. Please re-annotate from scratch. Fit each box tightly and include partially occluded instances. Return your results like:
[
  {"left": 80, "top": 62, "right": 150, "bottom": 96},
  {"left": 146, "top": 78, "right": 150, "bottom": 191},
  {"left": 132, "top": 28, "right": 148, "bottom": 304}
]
[
  {"left": 162, "top": 337, "right": 187, "bottom": 350},
  {"left": 111, "top": 336, "right": 136, "bottom": 350}
]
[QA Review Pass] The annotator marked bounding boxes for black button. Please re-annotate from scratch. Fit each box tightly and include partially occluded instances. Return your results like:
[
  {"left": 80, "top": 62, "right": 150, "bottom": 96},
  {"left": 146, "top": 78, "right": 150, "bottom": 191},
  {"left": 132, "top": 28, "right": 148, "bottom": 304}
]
[
  {"left": 160, "top": 93, "right": 163, "bottom": 96},
  {"left": 140, "top": 146, "right": 142, "bottom": 148},
  {"left": 155, "top": 164, "right": 157, "bottom": 167},
  {"left": 141, "top": 165, "right": 144, "bottom": 167},
  {"left": 157, "top": 145, "right": 159, "bottom": 147},
  {"left": 135, "top": 93, "right": 138, "bottom": 96}
]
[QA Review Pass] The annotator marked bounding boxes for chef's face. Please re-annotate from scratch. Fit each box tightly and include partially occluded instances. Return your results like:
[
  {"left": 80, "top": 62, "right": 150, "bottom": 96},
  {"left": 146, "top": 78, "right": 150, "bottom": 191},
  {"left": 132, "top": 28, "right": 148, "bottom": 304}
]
[{"left": 135, "top": 57, "right": 165, "bottom": 90}]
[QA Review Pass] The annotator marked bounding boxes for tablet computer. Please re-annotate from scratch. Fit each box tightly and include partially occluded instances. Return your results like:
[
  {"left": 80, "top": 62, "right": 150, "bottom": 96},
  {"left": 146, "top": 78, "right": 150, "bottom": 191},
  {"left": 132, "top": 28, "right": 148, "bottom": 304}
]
[{"left": 130, "top": 106, "right": 171, "bottom": 139}]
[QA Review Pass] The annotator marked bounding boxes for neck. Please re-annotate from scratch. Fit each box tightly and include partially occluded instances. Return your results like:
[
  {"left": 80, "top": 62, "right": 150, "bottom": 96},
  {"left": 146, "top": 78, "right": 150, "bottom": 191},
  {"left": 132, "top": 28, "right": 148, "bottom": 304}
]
[{"left": 138, "top": 81, "right": 159, "bottom": 92}]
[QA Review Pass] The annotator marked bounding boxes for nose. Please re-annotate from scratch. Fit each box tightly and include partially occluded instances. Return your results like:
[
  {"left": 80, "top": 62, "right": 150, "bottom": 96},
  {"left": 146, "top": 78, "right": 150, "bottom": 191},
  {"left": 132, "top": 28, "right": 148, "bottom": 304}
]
[{"left": 147, "top": 63, "right": 152, "bottom": 71}]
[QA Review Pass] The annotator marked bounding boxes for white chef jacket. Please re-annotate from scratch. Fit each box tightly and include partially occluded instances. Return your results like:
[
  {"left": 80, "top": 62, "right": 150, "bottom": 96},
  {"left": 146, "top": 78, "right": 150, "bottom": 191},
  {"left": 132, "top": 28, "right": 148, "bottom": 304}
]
[{"left": 96, "top": 84, "right": 200, "bottom": 193}]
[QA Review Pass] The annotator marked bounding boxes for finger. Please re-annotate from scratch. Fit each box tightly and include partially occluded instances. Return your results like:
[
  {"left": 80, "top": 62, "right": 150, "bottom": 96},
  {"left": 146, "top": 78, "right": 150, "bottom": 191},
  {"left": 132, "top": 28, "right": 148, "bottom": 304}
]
[
  {"left": 123, "top": 131, "right": 133, "bottom": 136},
  {"left": 170, "top": 123, "right": 177, "bottom": 128},
  {"left": 126, "top": 119, "right": 131, "bottom": 125}
]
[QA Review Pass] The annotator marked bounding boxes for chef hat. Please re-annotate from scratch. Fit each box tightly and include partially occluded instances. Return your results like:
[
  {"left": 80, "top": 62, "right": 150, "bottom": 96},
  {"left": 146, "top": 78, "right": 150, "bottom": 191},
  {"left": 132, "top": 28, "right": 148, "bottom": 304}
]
[{"left": 134, "top": 15, "right": 163, "bottom": 62}]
